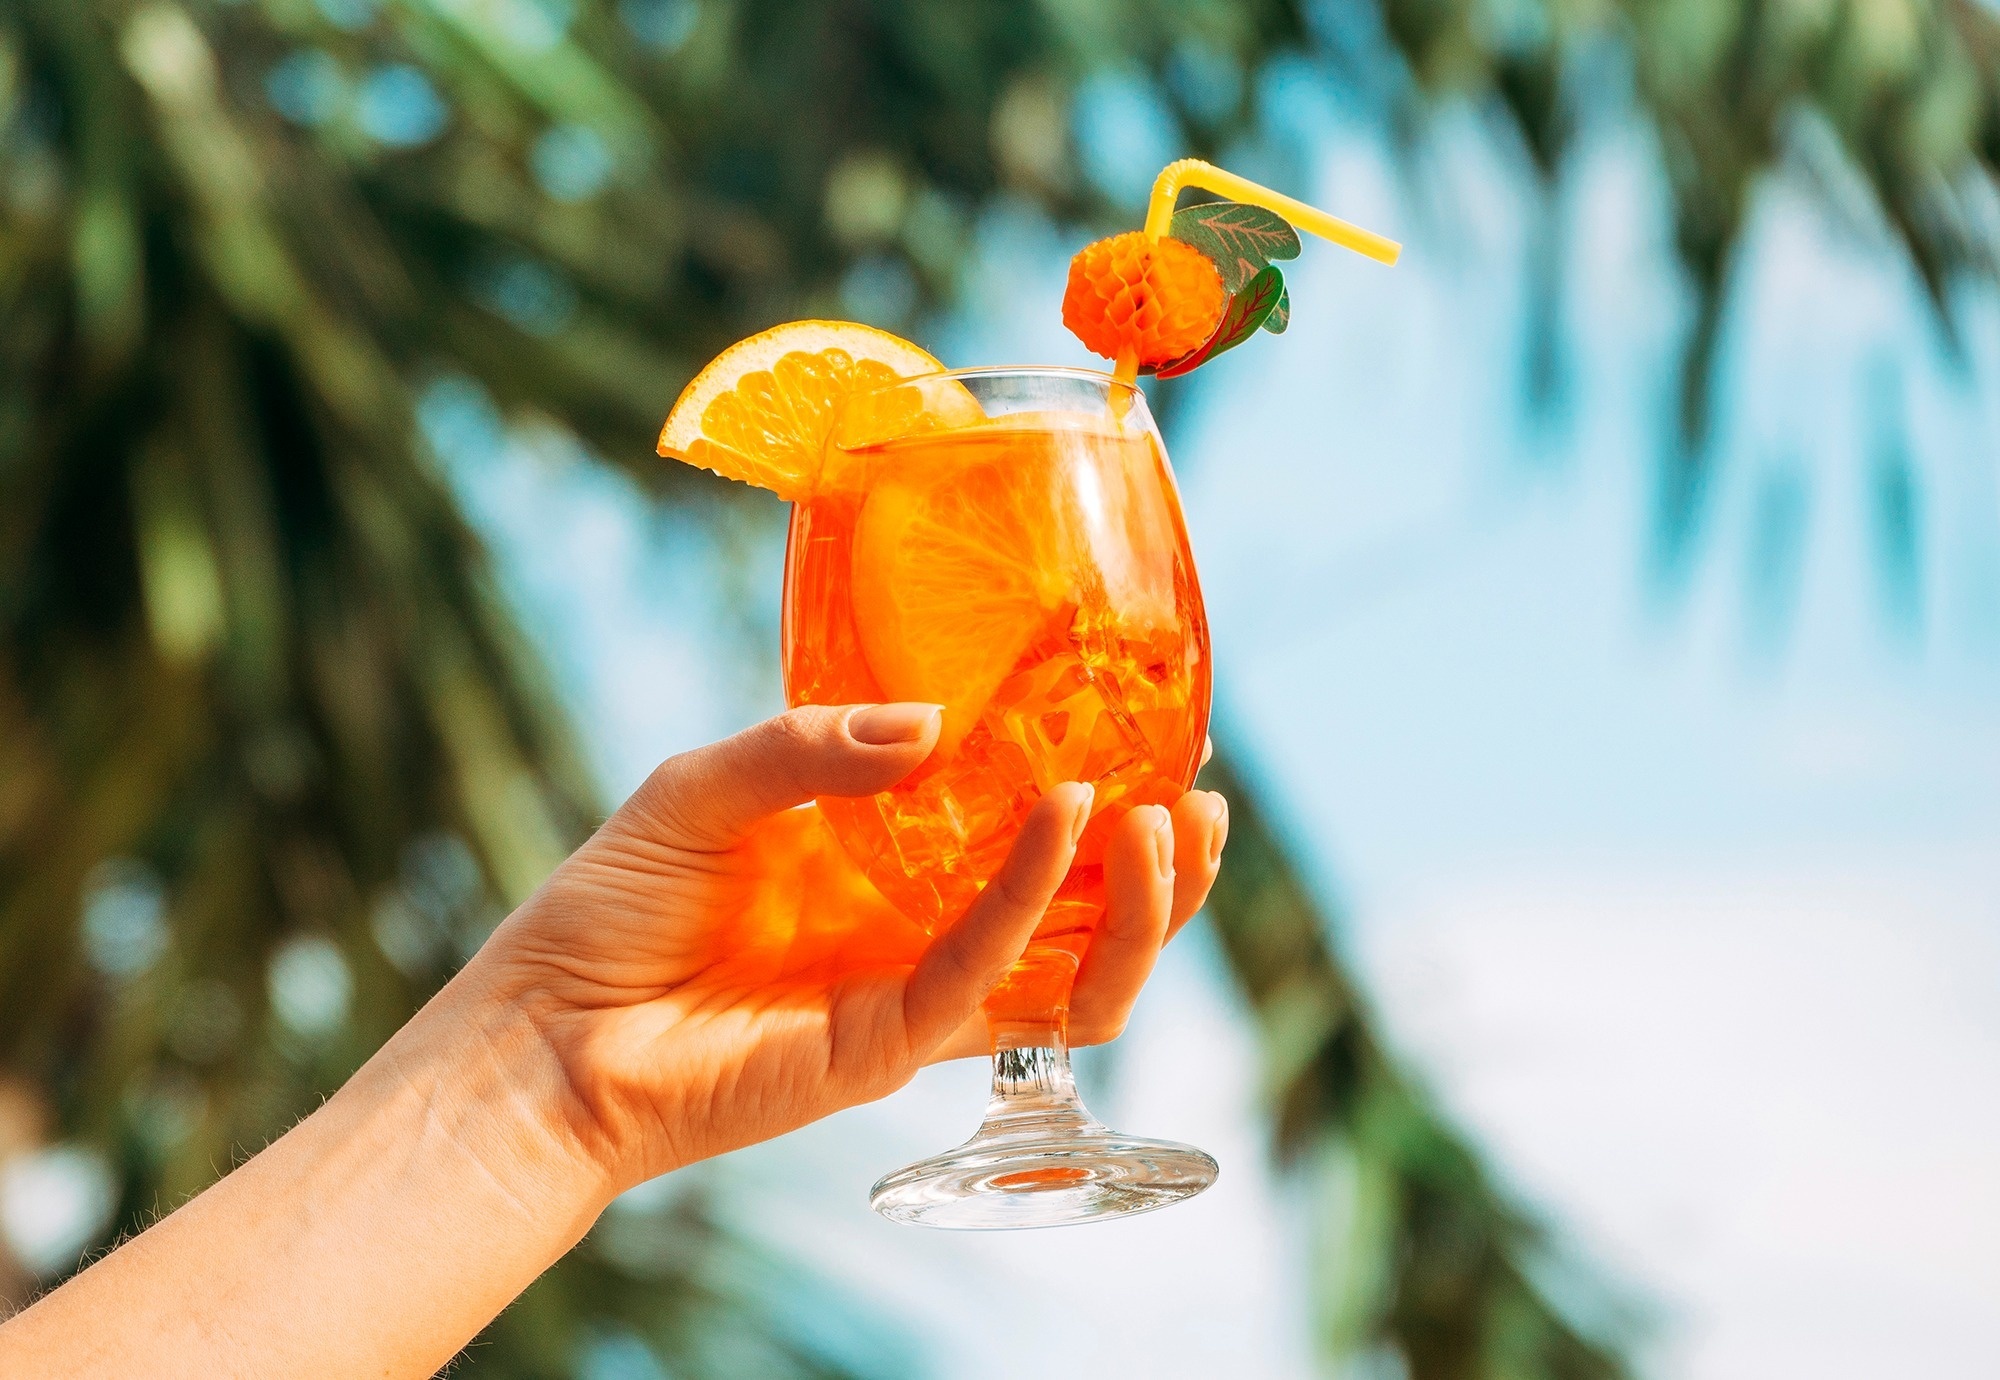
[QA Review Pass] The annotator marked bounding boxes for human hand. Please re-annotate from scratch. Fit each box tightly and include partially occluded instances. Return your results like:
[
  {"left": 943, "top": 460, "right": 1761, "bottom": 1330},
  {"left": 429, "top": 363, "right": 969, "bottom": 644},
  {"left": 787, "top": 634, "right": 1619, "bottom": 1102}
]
[
  {"left": 465, "top": 703, "right": 1227, "bottom": 1192},
  {"left": 0, "top": 705, "right": 1226, "bottom": 1380}
]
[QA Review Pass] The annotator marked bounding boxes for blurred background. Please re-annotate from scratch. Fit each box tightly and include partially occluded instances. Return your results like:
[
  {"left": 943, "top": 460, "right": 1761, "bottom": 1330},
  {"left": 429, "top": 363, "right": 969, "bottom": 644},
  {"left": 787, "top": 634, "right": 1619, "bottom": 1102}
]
[{"left": 3, "top": 0, "right": 1998, "bottom": 1376}]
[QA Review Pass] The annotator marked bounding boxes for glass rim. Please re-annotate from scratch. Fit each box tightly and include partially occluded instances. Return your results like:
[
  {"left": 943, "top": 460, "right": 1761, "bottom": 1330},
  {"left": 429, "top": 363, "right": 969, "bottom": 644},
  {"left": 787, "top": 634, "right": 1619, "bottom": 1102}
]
[{"left": 844, "top": 362, "right": 1142, "bottom": 400}]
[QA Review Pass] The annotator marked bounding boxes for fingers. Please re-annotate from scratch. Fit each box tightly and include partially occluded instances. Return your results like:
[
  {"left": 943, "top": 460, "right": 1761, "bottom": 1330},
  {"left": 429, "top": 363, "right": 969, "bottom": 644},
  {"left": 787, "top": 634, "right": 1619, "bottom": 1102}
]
[
  {"left": 1166, "top": 789, "right": 1227, "bottom": 941},
  {"left": 1068, "top": 789, "right": 1229, "bottom": 1046},
  {"left": 623, "top": 703, "right": 941, "bottom": 849},
  {"left": 1069, "top": 805, "right": 1173, "bottom": 1044},
  {"left": 901, "top": 783, "right": 1093, "bottom": 1054}
]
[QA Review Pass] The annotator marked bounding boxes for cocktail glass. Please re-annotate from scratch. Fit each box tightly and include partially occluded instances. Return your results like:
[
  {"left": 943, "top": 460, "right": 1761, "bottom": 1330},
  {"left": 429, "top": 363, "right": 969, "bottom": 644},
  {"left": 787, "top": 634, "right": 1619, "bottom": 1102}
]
[{"left": 783, "top": 365, "right": 1215, "bottom": 1229}]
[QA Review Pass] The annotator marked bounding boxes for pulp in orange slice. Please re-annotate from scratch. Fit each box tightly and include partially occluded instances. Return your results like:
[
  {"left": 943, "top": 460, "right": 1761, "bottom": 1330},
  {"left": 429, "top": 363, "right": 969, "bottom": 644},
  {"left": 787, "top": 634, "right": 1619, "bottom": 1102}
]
[
  {"left": 849, "top": 429, "right": 1079, "bottom": 754},
  {"left": 656, "top": 320, "right": 966, "bottom": 500}
]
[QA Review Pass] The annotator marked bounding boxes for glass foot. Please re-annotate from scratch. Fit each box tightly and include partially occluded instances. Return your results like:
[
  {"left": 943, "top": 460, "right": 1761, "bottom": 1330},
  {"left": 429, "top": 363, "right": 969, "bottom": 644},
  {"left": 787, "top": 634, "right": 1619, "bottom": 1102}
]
[{"left": 870, "top": 1046, "right": 1218, "bottom": 1230}]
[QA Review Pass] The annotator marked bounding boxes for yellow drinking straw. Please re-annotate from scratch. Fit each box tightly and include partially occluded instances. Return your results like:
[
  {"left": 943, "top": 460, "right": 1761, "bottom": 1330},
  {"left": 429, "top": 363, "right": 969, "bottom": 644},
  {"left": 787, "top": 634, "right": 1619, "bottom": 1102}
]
[{"left": 1114, "top": 158, "right": 1401, "bottom": 384}]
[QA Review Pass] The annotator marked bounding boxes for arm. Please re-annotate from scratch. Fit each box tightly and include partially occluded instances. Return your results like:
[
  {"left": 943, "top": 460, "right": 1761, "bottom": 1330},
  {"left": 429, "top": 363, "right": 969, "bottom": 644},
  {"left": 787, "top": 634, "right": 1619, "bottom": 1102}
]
[
  {"left": 0, "top": 704, "right": 1227, "bottom": 1377},
  {"left": 4, "top": 982, "right": 605, "bottom": 1377}
]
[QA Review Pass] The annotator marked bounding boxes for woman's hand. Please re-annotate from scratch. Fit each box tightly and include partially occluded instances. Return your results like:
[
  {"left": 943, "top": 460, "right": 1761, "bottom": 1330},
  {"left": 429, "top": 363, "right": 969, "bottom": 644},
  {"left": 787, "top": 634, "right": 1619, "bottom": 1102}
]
[
  {"left": 0, "top": 703, "right": 1226, "bottom": 1379},
  {"left": 470, "top": 702, "right": 1228, "bottom": 1192}
]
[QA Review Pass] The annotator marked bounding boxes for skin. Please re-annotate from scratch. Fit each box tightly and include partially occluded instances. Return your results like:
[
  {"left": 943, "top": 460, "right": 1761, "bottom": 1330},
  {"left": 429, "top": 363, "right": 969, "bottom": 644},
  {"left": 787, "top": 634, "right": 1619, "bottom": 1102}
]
[{"left": 0, "top": 703, "right": 1227, "bottom": 1378}]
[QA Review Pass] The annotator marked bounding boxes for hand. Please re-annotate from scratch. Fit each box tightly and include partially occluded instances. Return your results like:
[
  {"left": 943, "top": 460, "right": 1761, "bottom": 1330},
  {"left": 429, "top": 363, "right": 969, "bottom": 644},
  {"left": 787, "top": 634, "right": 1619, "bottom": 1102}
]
[
  {"left": 0, "top": 705, "right": 1226, "bottom": 1379},
  {"left": 468, "top": 703, "right": 1228, "bottom": 1191}
]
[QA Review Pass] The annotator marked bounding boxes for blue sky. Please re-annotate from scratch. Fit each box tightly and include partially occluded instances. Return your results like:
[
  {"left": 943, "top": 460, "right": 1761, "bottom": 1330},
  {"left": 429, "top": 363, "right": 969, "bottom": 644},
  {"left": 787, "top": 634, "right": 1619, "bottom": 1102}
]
[{"left": 449, "top": 98, "right": 2000, "bottom": 1379}]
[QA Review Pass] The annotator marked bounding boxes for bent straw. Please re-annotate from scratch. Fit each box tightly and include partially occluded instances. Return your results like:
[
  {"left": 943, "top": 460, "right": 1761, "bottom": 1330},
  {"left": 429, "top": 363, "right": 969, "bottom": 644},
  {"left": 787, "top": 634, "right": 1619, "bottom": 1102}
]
[
  {"left": 1112, "top": 158, "right": 1401, "bottom": 385},
  {"left": 1142, "top": 158, "right": 1402, "bottom": 262}
]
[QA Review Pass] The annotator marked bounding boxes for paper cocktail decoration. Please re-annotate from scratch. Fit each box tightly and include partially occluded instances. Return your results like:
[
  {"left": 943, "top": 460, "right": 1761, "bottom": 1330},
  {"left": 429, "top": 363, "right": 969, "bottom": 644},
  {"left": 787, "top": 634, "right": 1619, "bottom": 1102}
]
[{"left": 1062, "top": 159, "right": 1401, "bottom": 383}]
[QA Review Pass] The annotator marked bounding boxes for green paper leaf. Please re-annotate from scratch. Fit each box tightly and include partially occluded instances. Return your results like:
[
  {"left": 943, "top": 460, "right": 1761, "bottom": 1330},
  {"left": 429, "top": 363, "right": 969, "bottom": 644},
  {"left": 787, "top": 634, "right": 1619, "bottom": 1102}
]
[
  {"left": 1263, "top": 284, "right": 1290, "bottom": 334},
  {"left": 1169, "top": 201, "right": 1302, "bottom": 293},
  {"left": 1156, "top": 265, "right": 1285, "bottom": 378}
]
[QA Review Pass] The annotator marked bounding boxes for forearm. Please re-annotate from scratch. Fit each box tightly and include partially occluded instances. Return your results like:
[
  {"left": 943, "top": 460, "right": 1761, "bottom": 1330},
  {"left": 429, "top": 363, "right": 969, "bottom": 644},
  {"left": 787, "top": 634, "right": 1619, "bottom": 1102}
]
[{"left": 0, "top": 974, "right": 612, "bottom": 1379}]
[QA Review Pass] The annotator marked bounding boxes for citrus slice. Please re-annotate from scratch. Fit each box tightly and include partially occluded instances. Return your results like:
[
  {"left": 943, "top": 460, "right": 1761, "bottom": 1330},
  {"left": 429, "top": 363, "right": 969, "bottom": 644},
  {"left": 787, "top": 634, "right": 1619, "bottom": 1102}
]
[
  {"left": 850, "top": 444, "right": 1077, "bottom": 753},
  {"left": 656, "top": 320, "right": 953, "bottom": 501}
]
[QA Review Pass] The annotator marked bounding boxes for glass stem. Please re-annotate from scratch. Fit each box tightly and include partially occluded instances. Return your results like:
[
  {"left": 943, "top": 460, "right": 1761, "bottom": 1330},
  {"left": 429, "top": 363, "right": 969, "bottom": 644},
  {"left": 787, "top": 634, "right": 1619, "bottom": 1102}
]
[
  {"left": 980, "top": 937, "right": 1084, "bottom": 1049},
  {"left": 981, "top": 1041, "right": 1098, "bottom": 1137},
  {"left": 976, "top": 937, "right": 1098, "bottom": 1136}
]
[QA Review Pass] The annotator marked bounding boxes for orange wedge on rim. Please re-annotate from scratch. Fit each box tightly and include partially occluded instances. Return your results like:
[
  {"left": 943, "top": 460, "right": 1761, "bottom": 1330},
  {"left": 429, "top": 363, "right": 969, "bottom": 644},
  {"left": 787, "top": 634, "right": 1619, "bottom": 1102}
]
[{"left": 656, "top": 320, "right": 956, "bottom": 501}]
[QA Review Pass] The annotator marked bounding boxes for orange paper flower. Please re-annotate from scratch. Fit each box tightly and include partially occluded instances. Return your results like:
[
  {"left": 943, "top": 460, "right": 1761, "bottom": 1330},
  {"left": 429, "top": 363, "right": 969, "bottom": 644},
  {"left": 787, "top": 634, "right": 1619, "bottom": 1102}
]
[{"left": 1062, "top": 231, "right": 1227, "bottom": 369}]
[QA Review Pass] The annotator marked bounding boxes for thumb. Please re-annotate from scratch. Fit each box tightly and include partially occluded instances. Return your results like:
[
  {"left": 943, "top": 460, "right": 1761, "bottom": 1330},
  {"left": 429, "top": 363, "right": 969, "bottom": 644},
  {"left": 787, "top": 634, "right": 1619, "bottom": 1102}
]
[{"left": 621, "top": 703, "right": 941, "bottom": 850}]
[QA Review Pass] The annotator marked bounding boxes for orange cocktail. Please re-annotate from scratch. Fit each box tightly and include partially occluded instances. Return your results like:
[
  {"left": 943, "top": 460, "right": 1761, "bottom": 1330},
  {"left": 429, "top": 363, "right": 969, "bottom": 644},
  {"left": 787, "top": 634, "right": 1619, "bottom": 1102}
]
[
  {"left": 783, "top": 370, "right": 1208, "bottom": 1042},
  {"left": 659, "top": 159, "right": 1397, "bottom": 1228}
]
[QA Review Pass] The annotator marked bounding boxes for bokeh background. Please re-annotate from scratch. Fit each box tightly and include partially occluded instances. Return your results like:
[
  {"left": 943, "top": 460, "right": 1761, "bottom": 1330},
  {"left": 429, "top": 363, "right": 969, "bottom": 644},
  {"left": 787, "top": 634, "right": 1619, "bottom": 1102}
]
[{"left": 3, "top": 1, "right": 1998, "bottom": 1376}]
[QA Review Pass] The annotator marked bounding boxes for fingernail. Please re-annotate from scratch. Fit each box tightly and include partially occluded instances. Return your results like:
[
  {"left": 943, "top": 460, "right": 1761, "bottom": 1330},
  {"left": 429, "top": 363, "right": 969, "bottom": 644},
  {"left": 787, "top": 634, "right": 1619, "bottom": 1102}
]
[
  {"left": 1069, "top": 784, "right": 1095, "bottom": 846},
  {"left": 1149, "top": 806, "right": 1174, "bottom": 879},
  {"left": 848, "top": 702, "right": 943, "bottom": 745},
  {"left": 1208, "top": 794, "right": 1229, "bottom": 867}
]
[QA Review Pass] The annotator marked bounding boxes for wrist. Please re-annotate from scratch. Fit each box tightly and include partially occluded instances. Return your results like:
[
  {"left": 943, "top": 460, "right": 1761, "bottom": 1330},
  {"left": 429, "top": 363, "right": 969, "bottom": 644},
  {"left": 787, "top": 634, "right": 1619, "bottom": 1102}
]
[{"left": 379, "top": 968, "right": 624, "bottom": 1229}]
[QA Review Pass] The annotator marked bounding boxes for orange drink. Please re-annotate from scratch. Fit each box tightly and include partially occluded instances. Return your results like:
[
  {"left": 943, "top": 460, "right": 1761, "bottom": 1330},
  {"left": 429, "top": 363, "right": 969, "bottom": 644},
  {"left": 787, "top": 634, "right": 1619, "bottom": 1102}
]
[
  {"left": 658, "top": 161, "right": 1396, "bottom": 1229},
  {"left": 785, "top": 371, "right": 1209, "bottom": 1041},
  {"left": 776, "top": 367, "right": 1219, "bottom": 1227}
]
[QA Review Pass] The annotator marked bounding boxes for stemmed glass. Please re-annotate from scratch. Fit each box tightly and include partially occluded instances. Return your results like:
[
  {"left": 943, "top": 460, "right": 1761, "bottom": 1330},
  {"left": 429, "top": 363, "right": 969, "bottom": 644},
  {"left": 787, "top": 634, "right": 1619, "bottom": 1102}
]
[{"left": 783, "top": 366, "right": 1215, "bottom": 1228}]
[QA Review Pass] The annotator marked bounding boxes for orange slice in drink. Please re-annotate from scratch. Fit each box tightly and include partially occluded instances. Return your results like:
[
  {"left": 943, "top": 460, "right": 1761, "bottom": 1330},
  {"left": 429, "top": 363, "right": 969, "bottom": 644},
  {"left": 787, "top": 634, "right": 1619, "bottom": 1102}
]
[
  {"left": 656, "top": 320, "right": 962, "bottom": 500},
  {"left": 850, "top": 433, "right": 1077, "bottom": 753}
]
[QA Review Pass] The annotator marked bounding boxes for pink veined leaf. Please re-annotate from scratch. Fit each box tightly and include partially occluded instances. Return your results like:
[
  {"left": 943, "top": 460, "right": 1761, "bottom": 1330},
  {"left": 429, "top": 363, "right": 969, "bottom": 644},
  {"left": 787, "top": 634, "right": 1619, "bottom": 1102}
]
[
  {"left": 1263, "top": 284, "right": 1289, "bottom": 335},
  {"left": 1168, "top": 202, "right": 1301, "bottom": 293},
  {"left": 1155, "top": 265, "right": 1285, "bottom": 378}
]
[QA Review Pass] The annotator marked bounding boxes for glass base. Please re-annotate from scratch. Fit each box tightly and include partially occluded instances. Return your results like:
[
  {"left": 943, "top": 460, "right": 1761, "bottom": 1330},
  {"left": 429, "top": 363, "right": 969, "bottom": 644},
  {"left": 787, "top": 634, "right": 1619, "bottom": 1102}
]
[{"left": 870, "top": 1046, "right": 1218, "bottom": 1230}]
